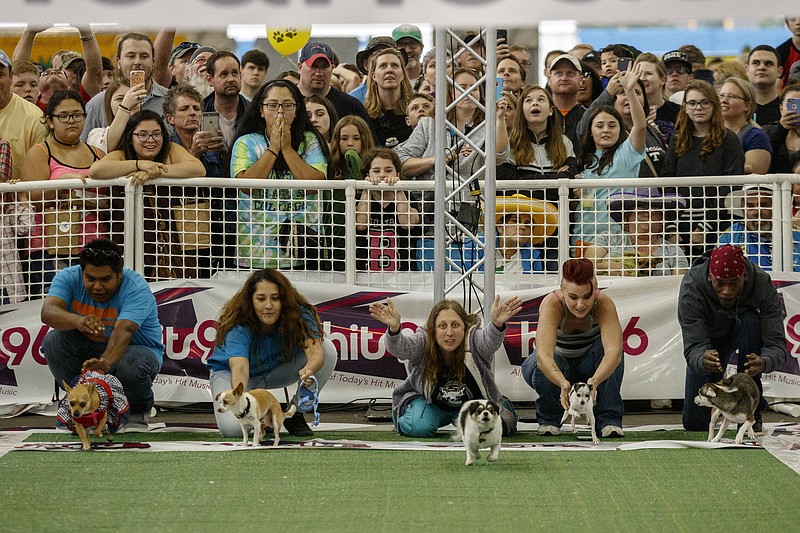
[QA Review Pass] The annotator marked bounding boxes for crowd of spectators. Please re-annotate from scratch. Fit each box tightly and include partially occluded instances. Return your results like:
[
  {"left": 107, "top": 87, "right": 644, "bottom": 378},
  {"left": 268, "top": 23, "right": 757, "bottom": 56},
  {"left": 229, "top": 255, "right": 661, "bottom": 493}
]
[{"left": 3, "top": 20, "right": 800, "bottom": 303}]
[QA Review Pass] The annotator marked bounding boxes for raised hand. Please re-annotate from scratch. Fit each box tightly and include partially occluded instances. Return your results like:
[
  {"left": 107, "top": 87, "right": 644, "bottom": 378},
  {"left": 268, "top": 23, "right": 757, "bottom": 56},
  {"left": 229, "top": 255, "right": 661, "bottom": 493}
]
[
  {"left": 369, "top": 297, "right": 402, "bottom": 333},
  {"left": 491, "top": 295, "right": 522, "bottom": 328}
]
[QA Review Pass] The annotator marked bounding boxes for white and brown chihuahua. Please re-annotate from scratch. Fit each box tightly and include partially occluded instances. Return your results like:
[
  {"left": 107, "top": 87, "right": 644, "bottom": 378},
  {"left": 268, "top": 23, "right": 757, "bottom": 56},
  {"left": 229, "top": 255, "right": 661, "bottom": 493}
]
[
  {"left": 694, "top": 372, "right": 760, "bottom": 444},
  {"left": 561, "top": 382, "right": 598, "bottom": 444},
  {"left": 215, "top": 383, "right": 297, "bottom": 446},
  {"left": 455, "top": 399, "right": 503, "bottom": 466}
]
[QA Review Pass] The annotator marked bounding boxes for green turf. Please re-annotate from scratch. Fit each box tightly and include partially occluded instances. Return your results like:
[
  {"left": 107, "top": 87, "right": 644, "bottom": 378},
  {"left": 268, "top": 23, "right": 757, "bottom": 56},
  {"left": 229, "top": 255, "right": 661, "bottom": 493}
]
[{"left": 3, "top": 431, "right": 800, "bottom": 532}]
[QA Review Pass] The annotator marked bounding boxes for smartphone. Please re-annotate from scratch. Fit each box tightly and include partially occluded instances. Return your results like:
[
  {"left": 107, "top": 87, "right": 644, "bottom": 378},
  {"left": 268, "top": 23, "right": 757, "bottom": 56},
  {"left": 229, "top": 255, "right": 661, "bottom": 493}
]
[
  {"left": 496, "top": 77, "right": 504, "bottom": 102},
  {"left": 496, "top": 29, "right": 507, "bottom": 43},
  {"left": 617, "top": 57, "right": 631, "bottom": 72},
  {"left": 201, "top": 112, "right": 220, "bottom": 133},
  {"left": 129, "top": 69, "right": 145, "bottom": 87},
  {"left": 788, "top": 98, "right": 800, "bottom": 114}
]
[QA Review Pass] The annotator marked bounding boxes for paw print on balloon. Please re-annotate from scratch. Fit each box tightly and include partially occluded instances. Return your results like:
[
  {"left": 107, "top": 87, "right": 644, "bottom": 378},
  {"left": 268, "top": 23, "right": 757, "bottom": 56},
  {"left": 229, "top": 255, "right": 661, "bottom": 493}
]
[
  {"left": 271, "top": 30, "right": 286, "bottom": 44},
  {"left": 285, "top": 28, "right": 297, "bottom": 39}
]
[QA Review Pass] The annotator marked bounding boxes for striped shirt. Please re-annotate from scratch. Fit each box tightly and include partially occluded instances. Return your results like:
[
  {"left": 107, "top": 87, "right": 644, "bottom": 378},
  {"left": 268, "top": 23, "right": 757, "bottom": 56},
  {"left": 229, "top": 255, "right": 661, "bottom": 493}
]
[{"left": 553, "top": 290, "right": 601, "bottom": 359}]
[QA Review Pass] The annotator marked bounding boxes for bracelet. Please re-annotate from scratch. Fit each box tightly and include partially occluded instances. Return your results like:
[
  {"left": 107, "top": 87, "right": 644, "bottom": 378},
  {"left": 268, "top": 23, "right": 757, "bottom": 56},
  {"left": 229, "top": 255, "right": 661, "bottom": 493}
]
[
  {"left": 118, "top": 104, "right": 131, "bottom": 113},
  {"left": 80, "top": 33, "right": 95, "bottom": 42},
  {"left": 135, "top": 160, "right": 140, "bottom": 171},
  {"left": 267, "top": 148, "right": 278, "bottom": 158}
]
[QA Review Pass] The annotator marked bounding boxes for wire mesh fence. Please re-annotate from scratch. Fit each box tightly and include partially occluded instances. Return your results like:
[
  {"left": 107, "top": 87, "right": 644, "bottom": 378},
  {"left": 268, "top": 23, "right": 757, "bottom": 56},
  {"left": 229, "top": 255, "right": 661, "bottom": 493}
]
[{"left": 1, "top": 174, "right": 798, "bottom": 305}]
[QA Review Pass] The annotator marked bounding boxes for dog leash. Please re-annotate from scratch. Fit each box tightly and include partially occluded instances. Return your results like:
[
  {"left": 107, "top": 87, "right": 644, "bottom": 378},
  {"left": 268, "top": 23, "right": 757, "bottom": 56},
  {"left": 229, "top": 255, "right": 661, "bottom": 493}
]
[{"left": 295, "top": 376, "right": 320, "bottom": 427}]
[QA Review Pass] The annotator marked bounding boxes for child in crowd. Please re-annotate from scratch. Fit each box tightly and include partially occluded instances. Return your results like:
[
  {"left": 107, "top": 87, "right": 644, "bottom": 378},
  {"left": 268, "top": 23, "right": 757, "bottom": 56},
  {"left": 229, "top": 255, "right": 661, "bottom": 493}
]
[
  {"left": 355, "top": 148, "right": 419, "bottom": 271},
  {"left": 405, "top": 93, "right": 435, "bottom": 129}
]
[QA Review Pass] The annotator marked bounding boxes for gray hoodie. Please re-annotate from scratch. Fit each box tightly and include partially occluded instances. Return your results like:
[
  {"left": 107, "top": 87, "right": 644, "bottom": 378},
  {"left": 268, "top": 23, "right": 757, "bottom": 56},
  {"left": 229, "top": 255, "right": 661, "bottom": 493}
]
[
  {"left": 677, "top": 254, "right": 787, "bottom": 374},
  {"left": 384, "top": 317, "right": 517, "bottom": 435}
]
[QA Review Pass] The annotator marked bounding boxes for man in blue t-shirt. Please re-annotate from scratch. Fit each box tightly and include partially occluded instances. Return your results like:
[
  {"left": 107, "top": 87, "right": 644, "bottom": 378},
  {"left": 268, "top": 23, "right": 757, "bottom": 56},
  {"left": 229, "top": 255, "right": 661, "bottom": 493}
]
[{"left": 41, "top": 239, "right": 164, "bottom": 431}]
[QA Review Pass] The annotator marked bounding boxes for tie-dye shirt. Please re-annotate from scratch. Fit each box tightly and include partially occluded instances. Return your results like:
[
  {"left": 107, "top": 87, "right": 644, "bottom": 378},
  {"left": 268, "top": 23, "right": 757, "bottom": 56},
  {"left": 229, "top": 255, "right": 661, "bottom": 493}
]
[{"left": 230, "top": 130, "right": 328, "bottom": 268}]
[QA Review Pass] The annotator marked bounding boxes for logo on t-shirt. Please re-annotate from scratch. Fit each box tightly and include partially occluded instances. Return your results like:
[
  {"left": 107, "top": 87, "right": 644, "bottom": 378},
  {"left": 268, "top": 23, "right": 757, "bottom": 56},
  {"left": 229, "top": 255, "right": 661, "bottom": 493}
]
[{"left": 437, "top": 381, "right": 472, "bottom": 407}]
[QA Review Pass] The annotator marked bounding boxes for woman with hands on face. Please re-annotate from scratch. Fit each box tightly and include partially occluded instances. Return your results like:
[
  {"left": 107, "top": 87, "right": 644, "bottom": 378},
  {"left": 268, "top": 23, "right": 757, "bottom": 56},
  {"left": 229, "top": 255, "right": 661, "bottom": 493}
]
[
  {"left": 369, "top": 294, "right": 522, "bottom": 438},
  {"left": 520, "top": 258, "right": 625, "bottom": 439},
  {"left": 229, "top": 79, "right": 330, "bottom": 269}
]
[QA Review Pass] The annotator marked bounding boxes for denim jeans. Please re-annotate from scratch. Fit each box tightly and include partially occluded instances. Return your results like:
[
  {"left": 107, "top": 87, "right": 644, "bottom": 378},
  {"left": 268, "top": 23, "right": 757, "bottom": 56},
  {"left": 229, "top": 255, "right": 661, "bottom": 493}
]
[
  {"left": 521, "top": 336, "right": 625, "bottom": 432},
  {"left": 393, "top": 396, "right": 457, "bottom": 438},
  {"left": 208, "top": 338, "right": 338, "bottom": 437},
  {"left": 42, "top": 329, "right": 161, "bottom": 415},
  {"left": 682, "top": 309, "right": 766, "bottom": 431}
]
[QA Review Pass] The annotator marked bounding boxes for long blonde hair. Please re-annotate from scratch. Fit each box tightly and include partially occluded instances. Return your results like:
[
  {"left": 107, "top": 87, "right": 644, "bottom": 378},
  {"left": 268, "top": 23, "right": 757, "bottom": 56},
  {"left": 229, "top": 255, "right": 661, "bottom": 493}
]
[
  {"left": 364, "top": 48, "right": 413, "bottom": 119},
  {"left": 329, "top": 115, "right": 375, "bottom": 179}
]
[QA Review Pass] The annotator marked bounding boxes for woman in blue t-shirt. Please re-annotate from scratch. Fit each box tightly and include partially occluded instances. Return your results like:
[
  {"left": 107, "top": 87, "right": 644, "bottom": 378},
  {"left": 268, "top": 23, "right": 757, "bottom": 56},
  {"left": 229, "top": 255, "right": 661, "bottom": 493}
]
[
  {"left": 572, "top": 63, "right": 647, "bottom": 254},
  {"left": 206, "top": 268, "right": 337, "bottom": 438}
]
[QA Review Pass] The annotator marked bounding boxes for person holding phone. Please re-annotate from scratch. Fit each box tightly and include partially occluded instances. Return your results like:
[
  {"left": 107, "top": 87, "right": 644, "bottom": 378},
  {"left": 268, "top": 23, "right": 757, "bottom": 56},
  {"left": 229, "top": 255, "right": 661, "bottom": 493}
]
[
  {"left": 81, "top": 33, "right": 169, "bottom": 141},
  {"left": 163, "top": 84, "right": 225, "bottom": 178},
  {"left": 764, "top": 83, "right": 800, "bottom": 173}
]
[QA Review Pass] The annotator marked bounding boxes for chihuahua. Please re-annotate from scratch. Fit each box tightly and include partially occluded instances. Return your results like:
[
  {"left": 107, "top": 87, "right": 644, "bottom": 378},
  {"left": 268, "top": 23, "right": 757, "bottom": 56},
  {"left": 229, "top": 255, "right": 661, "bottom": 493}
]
[
  {"left": 215, "top": 383, "right": 297, "bottom": 446},
  {"left": 58, "top": 372, "right": 129, "bottom": 451},
  {"left": 455, "top": 399, "right": 503, "bottom": 466},
  {"left": 561, "top": 382, "right": 598, "bottom": 444},
  {"left": 694, "top": 372, "right": 760, "bottom": 444}
]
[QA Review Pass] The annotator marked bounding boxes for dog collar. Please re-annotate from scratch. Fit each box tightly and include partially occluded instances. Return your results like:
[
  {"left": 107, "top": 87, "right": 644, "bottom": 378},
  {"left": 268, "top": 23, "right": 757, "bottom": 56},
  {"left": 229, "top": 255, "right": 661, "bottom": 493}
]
[
  {"left": 235, "top": 397, "right": 251, "bottom": 419},
  {"left": 478, "top": 425, "right": 496, "bottom": 443}
]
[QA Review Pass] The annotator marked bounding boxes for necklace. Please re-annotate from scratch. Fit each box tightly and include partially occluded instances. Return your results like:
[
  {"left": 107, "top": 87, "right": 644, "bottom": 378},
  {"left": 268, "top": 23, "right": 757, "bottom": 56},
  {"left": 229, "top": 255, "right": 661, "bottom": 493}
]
[{"left": 53, "top": 136, "right": 81, "bottom": 147}]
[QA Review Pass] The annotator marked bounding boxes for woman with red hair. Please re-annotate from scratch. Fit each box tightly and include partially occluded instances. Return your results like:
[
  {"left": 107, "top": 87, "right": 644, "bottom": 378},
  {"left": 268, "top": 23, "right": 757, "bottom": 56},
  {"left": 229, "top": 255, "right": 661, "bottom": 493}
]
[{"left": 521, "top": 258, "right": 625, "bottom": 438}]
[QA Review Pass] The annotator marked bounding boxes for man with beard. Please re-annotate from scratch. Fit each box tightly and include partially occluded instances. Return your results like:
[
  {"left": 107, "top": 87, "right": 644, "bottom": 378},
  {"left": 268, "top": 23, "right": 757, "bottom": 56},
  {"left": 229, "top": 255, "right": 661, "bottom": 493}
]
[
  {"left": 546, "top": 54, "right": 586, "bottom": 154},
  {"left": 81, "top": 33, "right": 169, "bottom": 141},
  {"left": 718, "top": 184, "right": 800, "bottom": 271},
  {"left": 203, "top": 51, "right": 247, "bottom": 154},
  {"left": 393, "top": 24, "right": 424, "bottom": 91}
]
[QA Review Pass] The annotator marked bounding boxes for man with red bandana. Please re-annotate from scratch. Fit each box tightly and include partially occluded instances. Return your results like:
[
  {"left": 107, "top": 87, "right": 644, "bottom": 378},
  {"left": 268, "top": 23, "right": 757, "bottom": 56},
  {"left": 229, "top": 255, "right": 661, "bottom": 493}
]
[{"left": 678, "top": 244, "right": 787, "bottom": 434}]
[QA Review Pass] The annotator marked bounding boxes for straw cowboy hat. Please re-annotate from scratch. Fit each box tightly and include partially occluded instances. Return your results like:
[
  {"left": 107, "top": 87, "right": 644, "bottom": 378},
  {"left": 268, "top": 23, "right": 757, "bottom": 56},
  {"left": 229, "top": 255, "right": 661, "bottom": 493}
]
[
  {"left": 723, "top": 184, "right": 773, "bottom": 219},
  {"left": 483, "top": 194, "right": 559, "bottom": 245},
  {"left": 607, "top": 188, "right": 686, "bottom": 223}
]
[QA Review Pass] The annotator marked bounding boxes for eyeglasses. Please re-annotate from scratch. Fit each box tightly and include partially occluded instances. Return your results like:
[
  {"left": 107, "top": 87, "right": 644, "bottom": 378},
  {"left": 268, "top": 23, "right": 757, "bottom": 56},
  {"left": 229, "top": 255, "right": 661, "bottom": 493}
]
[
  {"left": 82, "top": 248, "right": 121, "bottom": 259},
  {"left": 685, "top": 99, "right": 713, "bottom": 110},
  {"left": 52, "top": 112, "right": 86, "bottom": 123},
  {"left": 666, "top": 65, "right": 690, "bottom": 75},
  {"left": 176, "top": 41, "right": 201, "bottom": 50},
  {"left": 262, "top": 102, "right": 297, "bottom": 111},
  {"left": 718, "top": 93, "right": 747, "bottom": 102},
  {"left": 41, "top": 68, "right": 66, "bottom": 77},
  {"left": 133, "top": 130, "right": 163, "bottom": 142}
]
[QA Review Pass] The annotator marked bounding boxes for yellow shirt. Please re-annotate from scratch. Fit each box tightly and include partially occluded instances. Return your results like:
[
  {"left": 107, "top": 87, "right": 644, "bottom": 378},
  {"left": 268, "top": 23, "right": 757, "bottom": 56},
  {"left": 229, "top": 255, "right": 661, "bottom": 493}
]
[{"left": 0, "top": 94, "right": 48, "bottom": 181}]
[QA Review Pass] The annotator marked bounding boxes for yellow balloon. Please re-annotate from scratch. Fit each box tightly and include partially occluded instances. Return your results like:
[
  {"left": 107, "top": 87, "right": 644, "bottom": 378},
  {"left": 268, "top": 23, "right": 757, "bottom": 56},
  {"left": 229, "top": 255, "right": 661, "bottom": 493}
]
[{"left": 267, "top": 27, "right": 312, "bottom": 56}]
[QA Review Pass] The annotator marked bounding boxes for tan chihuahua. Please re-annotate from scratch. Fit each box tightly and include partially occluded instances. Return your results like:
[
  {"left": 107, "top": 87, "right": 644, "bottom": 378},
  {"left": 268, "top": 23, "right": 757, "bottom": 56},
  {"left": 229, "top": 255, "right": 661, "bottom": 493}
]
[
  {"left": 215, "top": 383, "right": 297, "bottom": 446},
  {"left": 62, "top": 380, "right": 113, "bottom": 451}
]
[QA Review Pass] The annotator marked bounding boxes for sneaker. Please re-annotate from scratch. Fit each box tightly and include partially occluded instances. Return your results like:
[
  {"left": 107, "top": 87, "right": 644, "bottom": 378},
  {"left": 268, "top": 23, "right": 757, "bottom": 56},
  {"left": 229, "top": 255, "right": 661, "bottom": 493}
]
[
  {"left": 537, "top": 424, "right": 560, "bottom": 436},
  {"left": 601, "top": 425, "right": 624, "bottom": 438},
  {"left": 120, "top": 412, "right": 150, "bottom": 433},
  {"left": 650, "top": 399, "right": 673, "bottom": 410},
  {"left": 283, "top": 411, "right": 313, "bottom": 437}
]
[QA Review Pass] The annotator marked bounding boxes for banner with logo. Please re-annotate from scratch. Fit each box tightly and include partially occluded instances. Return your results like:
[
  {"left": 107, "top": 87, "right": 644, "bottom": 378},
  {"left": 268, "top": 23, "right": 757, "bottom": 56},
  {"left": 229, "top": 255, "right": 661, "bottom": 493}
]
[
  {"left": 6, "top": 0, "right": 796, "bottom": 28},
  {"left": 2, "top": 275, "right": 800, "bottom": 413}
]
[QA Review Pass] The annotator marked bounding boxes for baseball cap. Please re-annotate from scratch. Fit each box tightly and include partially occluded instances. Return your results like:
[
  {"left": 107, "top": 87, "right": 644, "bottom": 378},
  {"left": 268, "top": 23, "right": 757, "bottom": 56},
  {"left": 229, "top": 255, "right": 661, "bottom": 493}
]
[
  {"left": 299, "top": 41, "right": 334, "bottom": 67},
  {"left": 662, "top": 50, "right": 692, "bottom": 73},
  {"left": 355, "top": 36, "right": 396, "bottom": 74},
  {"left": 0, "top": 49, "right": 10, "bottom": 68},
  {"left": 392, "top": 24, "right": 423, "bottom": 45},
  {"left": 169, "top": 41, "right": 201, "bottom": 65},
  {"left": 60, "top": 50, "right": 83, "bottom": 70},
  {"left": 549, "top": 54, "right": 581, "bottom": 72}
]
